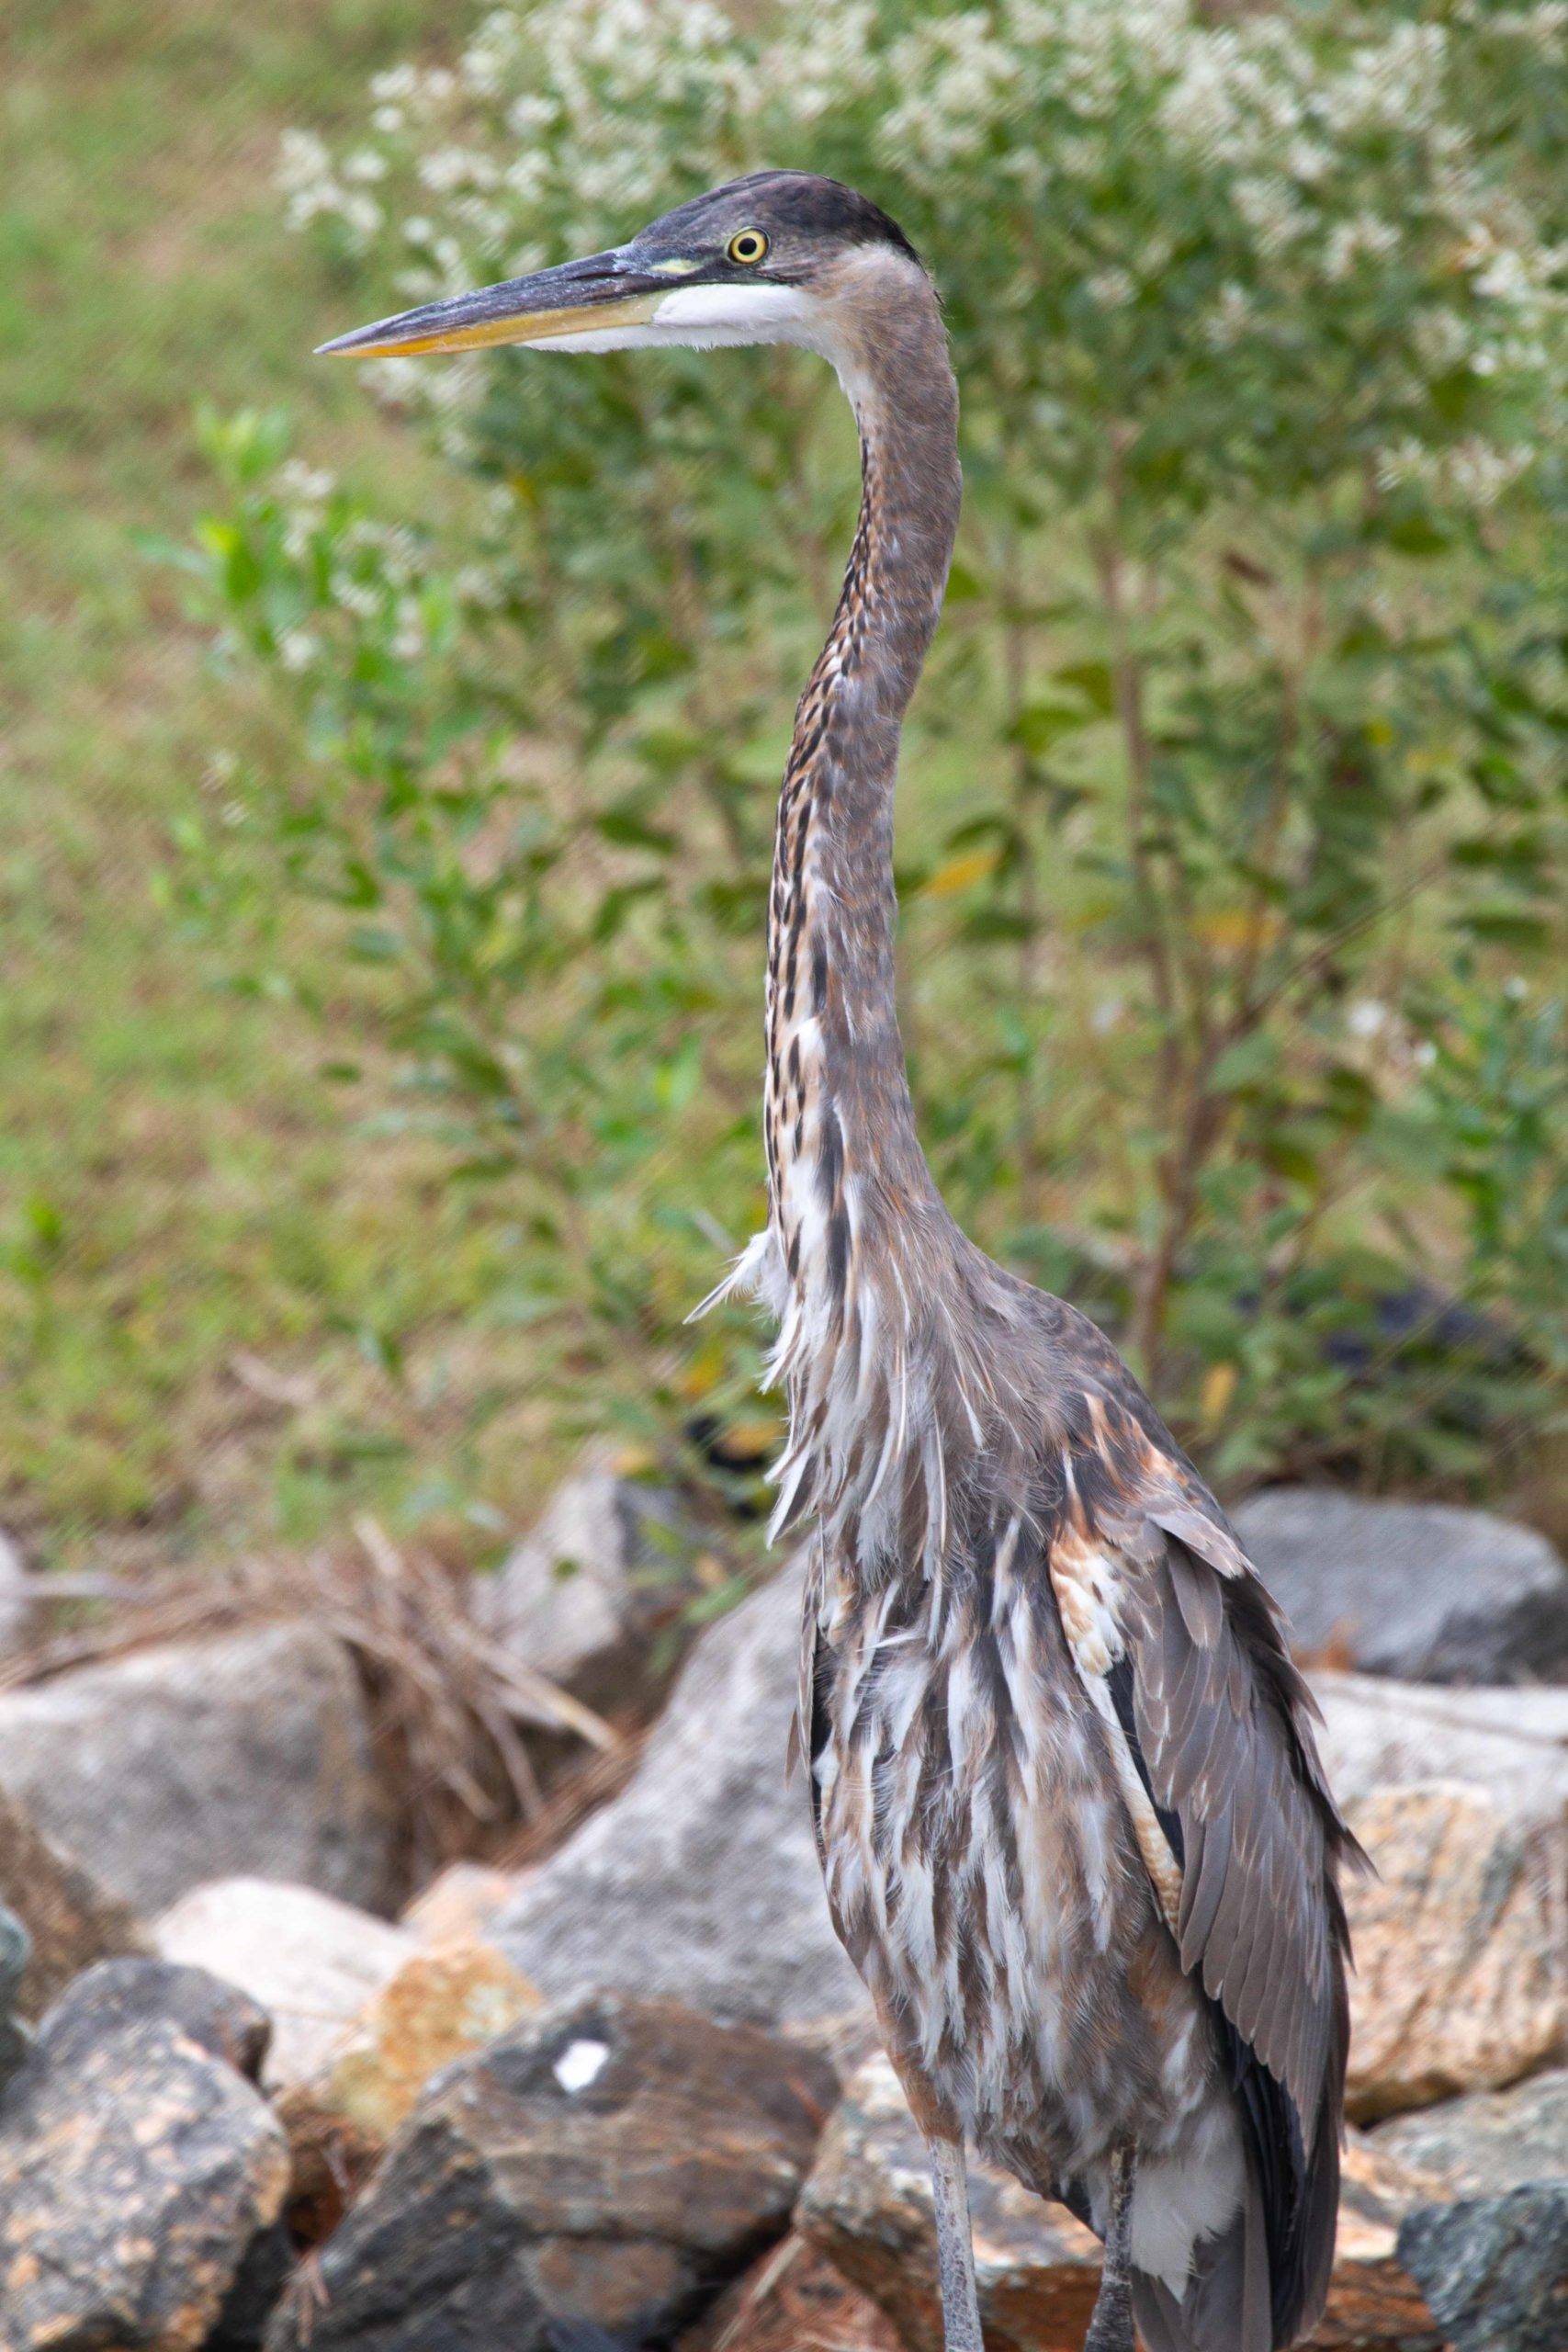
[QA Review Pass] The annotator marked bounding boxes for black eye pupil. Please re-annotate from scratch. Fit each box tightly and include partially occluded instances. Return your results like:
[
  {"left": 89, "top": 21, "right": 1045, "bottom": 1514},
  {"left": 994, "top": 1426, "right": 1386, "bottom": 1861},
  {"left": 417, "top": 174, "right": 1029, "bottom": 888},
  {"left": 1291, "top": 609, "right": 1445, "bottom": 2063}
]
[{"left": 731, "top": 232, "right": 764, "bottom": 263}]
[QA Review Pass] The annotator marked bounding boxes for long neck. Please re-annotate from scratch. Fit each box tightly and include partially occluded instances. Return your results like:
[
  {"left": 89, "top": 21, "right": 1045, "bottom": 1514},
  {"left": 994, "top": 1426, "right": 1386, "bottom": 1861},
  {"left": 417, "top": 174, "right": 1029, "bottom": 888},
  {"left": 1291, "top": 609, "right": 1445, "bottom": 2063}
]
[{"left": 764, "top": 271, "right": 962, "bottom": 1324}]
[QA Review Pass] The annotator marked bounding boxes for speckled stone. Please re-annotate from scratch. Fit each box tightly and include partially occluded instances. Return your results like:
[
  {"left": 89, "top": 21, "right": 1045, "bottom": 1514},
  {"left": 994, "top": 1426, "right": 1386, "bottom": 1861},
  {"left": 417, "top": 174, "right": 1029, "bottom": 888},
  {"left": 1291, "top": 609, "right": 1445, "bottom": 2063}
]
[
  {"left": 0, "top": 1962, "right": 289, "bottom": 2348},
  {"left": 264, "top": 1992, "right": 836, "bottom": 2351},
  {"left": 1399, "top": 2185, "right": 1568, "bottom": 2352},
  {"left": 36, "top": 1955, "right": 273, "bottom": 2082},
  {"left": 1343, "top": 1783, "right": 1567, "bottom": 2120}
]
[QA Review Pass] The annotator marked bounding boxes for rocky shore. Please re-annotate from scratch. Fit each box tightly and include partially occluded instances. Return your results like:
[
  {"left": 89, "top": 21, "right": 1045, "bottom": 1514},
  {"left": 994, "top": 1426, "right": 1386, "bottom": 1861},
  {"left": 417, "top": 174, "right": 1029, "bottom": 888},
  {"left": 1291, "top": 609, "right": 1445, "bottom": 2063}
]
[{"left": 0, "top": 1479, "right": 1564, "bottom": 2349}]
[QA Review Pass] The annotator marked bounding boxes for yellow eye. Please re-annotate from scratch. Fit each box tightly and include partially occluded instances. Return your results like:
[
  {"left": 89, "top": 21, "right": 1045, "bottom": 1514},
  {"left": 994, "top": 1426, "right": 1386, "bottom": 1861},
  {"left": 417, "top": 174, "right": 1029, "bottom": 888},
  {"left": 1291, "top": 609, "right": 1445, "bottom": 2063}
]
[{"left": 727, "top": 229, "right": 768, "bottom": 266}]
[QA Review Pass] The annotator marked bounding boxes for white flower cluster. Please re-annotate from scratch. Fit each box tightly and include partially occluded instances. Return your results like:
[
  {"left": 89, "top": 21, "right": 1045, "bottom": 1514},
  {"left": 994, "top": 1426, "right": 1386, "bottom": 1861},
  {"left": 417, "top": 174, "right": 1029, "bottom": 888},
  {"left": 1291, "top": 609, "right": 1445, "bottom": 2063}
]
[
  {"left": 1452, "top": 0, "right": 1568, "bottom": 47},
  {"left": 277, "top": 129, "right": 385, "bottom": 245},
  {"left": 276, "top": 0, "right": 1562, "bottom": 512},
  {"left": 263, "top": 459, "right": 503, "bottom": 668},
  {"left": 1377, "top": 434, "right": 1535, "bottom": 510}
]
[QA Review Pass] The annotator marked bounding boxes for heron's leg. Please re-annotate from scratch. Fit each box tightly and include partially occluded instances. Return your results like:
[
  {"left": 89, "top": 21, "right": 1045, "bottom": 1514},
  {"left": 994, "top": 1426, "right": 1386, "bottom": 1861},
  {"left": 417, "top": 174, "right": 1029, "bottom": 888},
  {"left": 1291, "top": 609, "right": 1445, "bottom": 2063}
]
[
  {"left": 927, "top": 2132, "right": 985, "bottom": 2352},
  {"left": 1083, "top": 2143, "right": 1136, "bottom": 2352}
]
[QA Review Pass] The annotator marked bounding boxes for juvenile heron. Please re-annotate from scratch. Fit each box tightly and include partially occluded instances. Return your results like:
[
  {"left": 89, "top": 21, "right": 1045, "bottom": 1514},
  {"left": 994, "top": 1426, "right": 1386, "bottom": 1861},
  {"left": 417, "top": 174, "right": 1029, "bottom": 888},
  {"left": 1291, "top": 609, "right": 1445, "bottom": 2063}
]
[{"left": 324, "top": 172, "right": 1358, "bottom": 2352}]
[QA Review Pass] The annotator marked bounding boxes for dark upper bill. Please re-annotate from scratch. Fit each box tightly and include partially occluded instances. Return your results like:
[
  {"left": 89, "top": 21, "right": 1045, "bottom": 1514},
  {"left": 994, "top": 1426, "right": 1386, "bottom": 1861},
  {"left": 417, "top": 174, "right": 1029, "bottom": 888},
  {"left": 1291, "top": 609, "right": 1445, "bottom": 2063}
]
[{"left": 315, "top": 248, "right": 675, "bottom": 358}]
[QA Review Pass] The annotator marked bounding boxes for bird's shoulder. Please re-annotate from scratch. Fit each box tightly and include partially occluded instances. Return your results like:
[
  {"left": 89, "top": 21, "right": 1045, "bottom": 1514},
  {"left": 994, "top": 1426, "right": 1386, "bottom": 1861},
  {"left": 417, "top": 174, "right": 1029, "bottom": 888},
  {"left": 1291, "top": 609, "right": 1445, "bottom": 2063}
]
[{"left": 965, "top": 1249, "right": 1266, "bottom": 1583}]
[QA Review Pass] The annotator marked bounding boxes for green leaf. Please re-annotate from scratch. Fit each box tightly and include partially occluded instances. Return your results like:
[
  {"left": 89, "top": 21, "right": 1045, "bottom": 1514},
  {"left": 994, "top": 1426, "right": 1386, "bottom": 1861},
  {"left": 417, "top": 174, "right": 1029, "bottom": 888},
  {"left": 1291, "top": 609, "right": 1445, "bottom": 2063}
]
[
  {"left": 1008, "top": 699, "right": 1094, "bottom": 754},
  {"left": 595, "top": 805, "right": 677, "bottom": 854},
  {"left": 1209, "top": 1031, "right": 1280, "bottom": 1093},
  {"left": 1457, "top": 909, "right": 1550, "bottom": 948},
  {"left": 1051, "top": 661, "right": 1116, "bottom": 717}
]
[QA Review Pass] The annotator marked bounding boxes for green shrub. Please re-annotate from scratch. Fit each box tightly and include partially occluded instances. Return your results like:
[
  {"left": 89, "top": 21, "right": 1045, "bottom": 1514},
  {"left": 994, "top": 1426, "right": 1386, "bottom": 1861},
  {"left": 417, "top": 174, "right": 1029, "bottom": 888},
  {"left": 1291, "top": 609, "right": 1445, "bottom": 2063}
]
[{"left": 183, "top": 0, "right": 1568, "bottom": 1507}]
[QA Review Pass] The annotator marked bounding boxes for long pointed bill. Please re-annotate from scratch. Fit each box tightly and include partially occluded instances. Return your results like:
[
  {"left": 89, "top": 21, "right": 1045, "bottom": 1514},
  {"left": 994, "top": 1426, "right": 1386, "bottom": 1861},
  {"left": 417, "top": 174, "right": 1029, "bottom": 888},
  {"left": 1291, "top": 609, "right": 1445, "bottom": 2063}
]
[{"left": 316, "top": 248, "right": 680, "bottom": 358}]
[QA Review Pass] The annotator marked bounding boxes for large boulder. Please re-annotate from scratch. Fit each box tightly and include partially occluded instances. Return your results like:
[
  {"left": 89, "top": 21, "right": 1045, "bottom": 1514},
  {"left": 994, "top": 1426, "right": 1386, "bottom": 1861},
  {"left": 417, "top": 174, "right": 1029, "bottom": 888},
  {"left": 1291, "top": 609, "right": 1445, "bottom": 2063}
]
[
  {"left": 1398, "top": 2187, "right": 1568, "bottom": 2352},
  {"left": 477, "top": 1460, "right": 699, "bottom": 1723},
  {"left": 1314, "top": 1674, "right": 1568, "bottom": 1822},
  {"left": 493, "top": 1558, "right": 866, "bottom": 2030},
  {"left": 0, "top": 1959, "right": 289, "bottom": 2350},
  {"left": 154, "top": 1879, "right": 415, "bottom": 2089},
  {"left": 1310, "top": 1671, "right": 1568, "bottom": 2118},
  {"left": 797, "top": 2053, "right": 1448, "bottom": 2352},
  {"left": 1371, "top": 2068, "right": 1568, "bottom": 2196},
  {"left": 0, "top": 1781, "right": 146, "bottom": 2020},
  {"left": 0, "top": 1622, "right": 397, "bottom": 1914},
  {"left": 1235, "top": 1489, "right": 1568, "bottom": 1683},
  {"left": 263, "top": 1991, "right": 837, "bottom": 2351},
  {"left": 1342, "top": 1781, "right": 1566, "bottom": 2120}
]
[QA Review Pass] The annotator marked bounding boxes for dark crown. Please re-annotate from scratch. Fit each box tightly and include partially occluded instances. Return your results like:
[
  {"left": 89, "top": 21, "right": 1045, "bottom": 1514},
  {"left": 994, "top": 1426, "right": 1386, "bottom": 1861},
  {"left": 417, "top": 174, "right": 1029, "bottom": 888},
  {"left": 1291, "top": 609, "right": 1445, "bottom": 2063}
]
[{"left": 638, "top": 171, "right": 923, "bottom": 269}]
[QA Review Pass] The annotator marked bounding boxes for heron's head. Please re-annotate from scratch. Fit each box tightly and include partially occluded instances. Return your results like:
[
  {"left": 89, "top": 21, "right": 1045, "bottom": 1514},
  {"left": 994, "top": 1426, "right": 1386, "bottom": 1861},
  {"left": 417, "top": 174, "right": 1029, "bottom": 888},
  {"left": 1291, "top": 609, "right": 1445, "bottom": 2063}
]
[{"left": 317, "top": 170, "right": 930, "bottom": 379}]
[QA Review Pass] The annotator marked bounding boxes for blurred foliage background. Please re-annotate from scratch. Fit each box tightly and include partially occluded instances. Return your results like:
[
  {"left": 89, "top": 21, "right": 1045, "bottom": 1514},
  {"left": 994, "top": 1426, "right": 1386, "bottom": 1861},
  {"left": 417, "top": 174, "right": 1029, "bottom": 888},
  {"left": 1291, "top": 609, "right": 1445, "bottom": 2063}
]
[{"left": 3, "top": 0, "right": 1565, "bottom": 1589}]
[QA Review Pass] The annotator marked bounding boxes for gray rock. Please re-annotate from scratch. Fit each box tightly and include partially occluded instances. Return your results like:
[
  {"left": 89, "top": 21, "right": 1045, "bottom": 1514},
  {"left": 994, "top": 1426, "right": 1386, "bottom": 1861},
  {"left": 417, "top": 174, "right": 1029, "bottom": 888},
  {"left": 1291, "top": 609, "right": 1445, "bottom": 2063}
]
[
  {"left": 0, "top": 1530, "right": 33, "bottom": 1655},
  {"left": 0, "top": 1781, "right": 148, "bottom": 2021},
  {"left": 1371, "top": 2070, "right": 1568, "bottom": 2197},
  {"left": 0, "top": 1956, "right": 289, "bottom": 2349},
  {"left": 1235, "top": 1488, "right": 1568, "bottom": 1682},
  {"left": 494, "top": 1558, "right": 866, "bottom": 2029},
  {"left": 0, "top": 1621, "right": 398, "bottom": 1915},
  {"left": 1398, "top": 2185, "right": 1568, "bottom": 2352},
  {"left": 478, "top": 1462, "right": 698, "bottom": 1722},
  {"left": 0, "top": 1905, "right": 28, "bottom": 2011},
  {"left": 1313, "top": 1672, "right": 1568, "bottom": 1826},
  {"left": 263, "top": 1991, "right": 838, "bottom": 2351}
]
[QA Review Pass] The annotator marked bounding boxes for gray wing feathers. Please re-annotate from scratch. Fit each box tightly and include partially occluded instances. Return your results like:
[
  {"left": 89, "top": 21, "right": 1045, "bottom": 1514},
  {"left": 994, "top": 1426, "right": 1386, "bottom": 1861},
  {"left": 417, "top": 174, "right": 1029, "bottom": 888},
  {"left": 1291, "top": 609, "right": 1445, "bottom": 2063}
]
[
  {"left": 1111, "top": 1492, "right": 1355, "bottom": 2347},
  {"left": 1125, "top": 1530, "right": 1348, "bottom": 2136}
]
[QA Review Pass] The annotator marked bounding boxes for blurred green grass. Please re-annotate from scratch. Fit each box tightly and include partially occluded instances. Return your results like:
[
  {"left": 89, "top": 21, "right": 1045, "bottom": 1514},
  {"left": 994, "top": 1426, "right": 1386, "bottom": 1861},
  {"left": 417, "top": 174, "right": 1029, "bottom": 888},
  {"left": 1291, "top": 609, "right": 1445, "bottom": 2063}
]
[{"left": 1, "top": 2, "right": 582, "bottom": 1572}]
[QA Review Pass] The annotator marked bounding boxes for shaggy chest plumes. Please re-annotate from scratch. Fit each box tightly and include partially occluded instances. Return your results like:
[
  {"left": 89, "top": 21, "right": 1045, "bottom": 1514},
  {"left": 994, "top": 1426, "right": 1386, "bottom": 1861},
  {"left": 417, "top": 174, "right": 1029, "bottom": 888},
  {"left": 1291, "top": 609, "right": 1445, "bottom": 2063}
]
[{"left": 805, "top": 1494, "right": 1248, "bottom": 2277}]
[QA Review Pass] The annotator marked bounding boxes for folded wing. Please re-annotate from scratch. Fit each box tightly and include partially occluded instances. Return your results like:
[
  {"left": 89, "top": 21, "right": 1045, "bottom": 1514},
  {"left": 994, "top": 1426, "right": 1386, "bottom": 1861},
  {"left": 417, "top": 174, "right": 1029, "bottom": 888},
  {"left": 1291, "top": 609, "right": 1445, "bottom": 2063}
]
[{"left": 1047, "top": 1390, "right": 1359, "bottom": 2346}]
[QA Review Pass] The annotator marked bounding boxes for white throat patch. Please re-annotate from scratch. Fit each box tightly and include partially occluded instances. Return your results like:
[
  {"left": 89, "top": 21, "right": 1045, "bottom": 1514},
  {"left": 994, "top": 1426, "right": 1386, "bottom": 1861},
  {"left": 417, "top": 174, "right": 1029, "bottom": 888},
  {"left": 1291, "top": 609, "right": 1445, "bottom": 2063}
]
[
  {"left": 650, "top": 281, "right": 817, "bottom": 343},
  {"left": 537, "top": 279, "right": 820, "bottom": 356}
]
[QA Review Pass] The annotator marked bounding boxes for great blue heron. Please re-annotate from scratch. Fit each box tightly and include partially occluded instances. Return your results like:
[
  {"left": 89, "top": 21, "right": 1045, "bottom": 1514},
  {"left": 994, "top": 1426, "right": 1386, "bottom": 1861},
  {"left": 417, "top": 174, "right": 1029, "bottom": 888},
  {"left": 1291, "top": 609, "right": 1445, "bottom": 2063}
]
[{"left": 325, "top": 171, "right": 1359, "bottom": 2352}]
